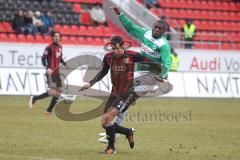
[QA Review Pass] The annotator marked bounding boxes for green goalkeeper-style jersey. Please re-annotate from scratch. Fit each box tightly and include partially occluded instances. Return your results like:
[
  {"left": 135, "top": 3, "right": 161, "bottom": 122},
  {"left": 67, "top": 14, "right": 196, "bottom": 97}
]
[{"left": 119, "top": 14, "right": 171, "bottom": 79}]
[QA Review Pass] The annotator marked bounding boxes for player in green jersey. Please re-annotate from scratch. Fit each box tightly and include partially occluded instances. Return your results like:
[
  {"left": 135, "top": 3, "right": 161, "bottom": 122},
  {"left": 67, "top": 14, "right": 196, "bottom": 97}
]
[{"left": 112, "top": 6, "right": 171, "bottom": 81}]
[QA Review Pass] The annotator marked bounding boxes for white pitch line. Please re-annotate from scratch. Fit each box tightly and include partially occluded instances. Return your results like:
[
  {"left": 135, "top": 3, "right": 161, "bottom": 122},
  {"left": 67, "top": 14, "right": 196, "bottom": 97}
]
[{"left": 0, "top": 154, "right": 63, "bottom": 160}]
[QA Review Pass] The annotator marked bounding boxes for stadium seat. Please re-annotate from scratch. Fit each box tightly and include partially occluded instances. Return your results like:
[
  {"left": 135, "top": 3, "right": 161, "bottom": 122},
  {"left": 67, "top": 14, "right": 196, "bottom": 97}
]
[
  {"left": 222, "top": 22, "right": 229, "bottom": 31},
  {"left": 208, "top": 21, "right": 215, "bottom": 31},
  {"left": 70, "top": 25, "right": 79, "bottom": 35},
  {"left": 208, "top": 11, "right": 215, "bottom": 20},
  {"left": 215, "top": 11, "right": 222, "bottom": 21},
  {"left": 185, "top": 10, "right": 193, "bottom": 19},
  {"left": 95, "top": 37, "right": 104, "bottom": 46},
  {"left": 73, "top": 4, "right": 83, "bottom": 13},
  {"left": 8, "top": 34, "right": 17, "bottom": 42},
  {"left": 222, "top": 12, "right": 229, "bottom": 21},
  {"left": 200, "top": 1, "right": 208, "bottom": 10},
  {"left": 61, "top": 36, "right": 70, "bottom": 44},
  {"left": 44, "top": 35, "right": 52, "bottom": 44},
  {"left": 208, "top": 44, "right": 219, "bottom": 50},
  {"left": 171, "top": 9, "right": 179, "bottom": 18},
  {"left": 215, "top": 1, "right": 222, "bottom": 10},
  {"left": 35, "top": 35, "right": 44, "bottom": 43},
  {"left": 229, "top": 22, "right": 237, "bottom": 32},
  {"left": 200, "top": 21, "right": 208, "bottom": 30},
  {"left": 87, "top": 26, "right": 96, "bottom": 36},
  {"left": 103, "top": 27, "right": 111, "bottom": 36},
  {"left": 69, "top": 36, "right": 78, "bottom": 45},
  {"left": 215, "top": 22, "right": 223, "bottom": 31},
  {"left": 151, "top": 8, "right": 159, "bottom": 16},
  {"left": 78, "top": 25, "right": 87, "bottom": 36},
  {"left": 54, "top": 24, "right": 62, "bottom": 32},
  {"left": 229, "top": 2, "right": 237, "bottom": 11},
  {"left": 26, "top": 35, "right": 35, "bottom": 43},
  {"left": 200, "top": 11, "right": 208, "bottom": 20},
  {"left": 178, "top": 0, "right": 186, "bottom": 9},
  {"left": 0, "top": 33, "right": 8, "bottom": 42},
  {"left": 229, "top": 12, "right": 237, "bottom": 21},
  {"left": 95, "top": 26, "right": 105, "bottom": 37},
  {"left": 193, "top": 10, "right": 200, "bottom": 19},
  {"left": 178, "top": 10, "right": 186, "bottom": 19},
  {"left": 222, "top": 2, "right": 229, "bottom": 10},
  {"left": 80, "top": 12, "right": 93, "bottom": 25},
  {"left": 208, "top": 1, "right": 215, "bottom": 10},
  {"left": 17, "top": 34, "right": 26, "bottom": 43},
  {"left": 78, "top": 37, "right": 86, "bottom": 45},
  {"left": 2, "top": 22, "right": 13, "bottom": 32},
  {"left": 62, "top": 25, "right": 71, "bottom": 34},
  {"left": 186, "top": 1, "right": 193, "bottom": 9},
  {"left": 85, "top": 37, "right": 94, "bottom": 45},
  {"left": 222, "top": 43, "right": 231, "bottom": 50}
]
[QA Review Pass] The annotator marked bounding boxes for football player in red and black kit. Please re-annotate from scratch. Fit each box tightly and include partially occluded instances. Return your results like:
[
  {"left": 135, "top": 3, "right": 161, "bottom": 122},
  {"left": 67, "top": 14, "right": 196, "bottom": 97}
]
[
  {"left": 29, "top": 32, "right": 67, "bottom": 114},
  {"left": 80, "top": 36, "right": 148, "bottom": 154}
]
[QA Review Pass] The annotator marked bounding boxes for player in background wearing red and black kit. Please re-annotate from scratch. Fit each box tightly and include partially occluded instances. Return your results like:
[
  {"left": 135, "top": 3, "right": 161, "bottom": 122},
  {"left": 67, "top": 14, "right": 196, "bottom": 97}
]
[
  {"left": 29, "top": 32, "right": 67, "bottom": 114},
  {"left": 80, "top": 36, "right": 148, "bottom": 154}
]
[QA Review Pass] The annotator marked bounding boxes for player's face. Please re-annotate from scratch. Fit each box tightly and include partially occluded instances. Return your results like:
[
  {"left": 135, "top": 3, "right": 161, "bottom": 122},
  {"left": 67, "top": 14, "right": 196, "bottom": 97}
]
[
  {"left": 152, "top": 21, "right": 165, "bottom": 39},
  {"left": 112, "top": 43, "right": 124, "bottom": 55},
  {"left": 53, "top": 33, "right": 61, "bottom": 44}
]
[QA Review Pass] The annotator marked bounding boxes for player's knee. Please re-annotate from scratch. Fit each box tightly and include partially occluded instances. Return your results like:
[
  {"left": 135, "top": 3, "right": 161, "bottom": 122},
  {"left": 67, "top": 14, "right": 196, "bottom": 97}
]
[{"left": 49, "top": 89, "right": 61, "bottom": 97}]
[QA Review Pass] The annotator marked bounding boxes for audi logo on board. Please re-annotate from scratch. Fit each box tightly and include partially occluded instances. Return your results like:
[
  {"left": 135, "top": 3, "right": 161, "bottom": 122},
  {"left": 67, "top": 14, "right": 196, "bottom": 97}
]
[{"left": 112, "top": 65, "right": 126, "bottom": 72}]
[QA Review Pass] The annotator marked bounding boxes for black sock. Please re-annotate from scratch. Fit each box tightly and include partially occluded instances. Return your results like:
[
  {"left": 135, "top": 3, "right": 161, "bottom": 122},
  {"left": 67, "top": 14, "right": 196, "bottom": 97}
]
[
  {"left": 33, "top": 92, "right": 49, "bottom": 101},
  {"left": 46, "top": 96, "right": 58, "bottom": 112},
  {"left": 114, "top": 123, "right": 132, "bottom": 136},
  {"left": 105, "top": 124, "right": 115, "bottom": 149}
]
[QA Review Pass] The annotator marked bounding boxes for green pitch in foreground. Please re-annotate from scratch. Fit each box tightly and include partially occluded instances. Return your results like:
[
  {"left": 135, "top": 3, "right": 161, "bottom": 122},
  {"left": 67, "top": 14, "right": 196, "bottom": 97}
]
[{"left": 0, "top": 96, "right": 240, "bottom": 160}]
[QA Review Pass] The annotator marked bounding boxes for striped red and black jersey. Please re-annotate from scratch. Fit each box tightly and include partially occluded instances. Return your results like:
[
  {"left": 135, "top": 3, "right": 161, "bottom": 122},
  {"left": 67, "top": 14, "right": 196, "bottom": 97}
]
[
  {"left": 41, "top": 43, "right": 66, "bottom": 74},
  {"left": 90, "top": 50, "right": 148, "bottom": 93}
]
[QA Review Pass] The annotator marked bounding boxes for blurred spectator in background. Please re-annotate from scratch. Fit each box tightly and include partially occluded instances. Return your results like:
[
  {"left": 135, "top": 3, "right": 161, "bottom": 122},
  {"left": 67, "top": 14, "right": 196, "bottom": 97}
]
[
  {"left": 145, "top": 0, "right": 160, "bottom": 9},
  {"left": 24, "top": 10, "right": 38, "bottom": 35},
  {"left": 12, "top": 10, "right": 26, "bottom": 34},
  {"left": 33, "top": 11, "right": 44, "bottom": 34},
  {"left": 90, "top": 3, "right": 107, "bottom": 26},
  {"left": 183, "top": 19, "right": 196, "bottom": 49},
  {"left": 170, "top": 48, "right": 180, "bottom": 72},
  {"left": 41, "top": 11, "right": 55, "bottom": 34}
]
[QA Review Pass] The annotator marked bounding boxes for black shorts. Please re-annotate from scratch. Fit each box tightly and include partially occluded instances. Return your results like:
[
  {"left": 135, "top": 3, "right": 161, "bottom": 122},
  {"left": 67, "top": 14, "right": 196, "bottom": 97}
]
[
  {"left": 46, "top": 73, "right": 62, "bottom": 88},
  {"left": 104, "top": 92, "right": 138, "bottom": 113}
]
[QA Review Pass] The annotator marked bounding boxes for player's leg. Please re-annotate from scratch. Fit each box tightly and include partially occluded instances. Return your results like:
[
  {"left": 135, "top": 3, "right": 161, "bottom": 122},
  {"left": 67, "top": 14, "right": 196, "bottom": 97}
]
[
  {"left": 98, "top": 111, "right": 128, "bottom": 143},
  {"left": 112, "top": 93, "right": 137, "bottom": 148},
  {"left": 29, "top": 92, "right": 49, "bottom": 108},
  {"left": 29, "top": 73, "right": 52, "bottom": 108},
  {"left": 101, "top": 107, "right": 119, "bottom": 154},
  {"left": 45, "top": 74, "right": 62, "bottom": 114}
]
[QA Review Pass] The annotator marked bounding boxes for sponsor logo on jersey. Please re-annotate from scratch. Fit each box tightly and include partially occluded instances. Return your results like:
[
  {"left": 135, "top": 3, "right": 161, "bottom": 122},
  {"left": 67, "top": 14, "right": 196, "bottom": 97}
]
[
  {"left": 112, "top": 65, "right": 126, "bottom": 72},
  {"left": 141, "top": 44, "right": 160, "bottom": 58}
]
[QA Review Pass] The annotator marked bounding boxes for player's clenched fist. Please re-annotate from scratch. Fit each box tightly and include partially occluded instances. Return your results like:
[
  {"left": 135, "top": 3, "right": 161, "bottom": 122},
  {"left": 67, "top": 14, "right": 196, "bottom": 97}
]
[
  {"left": 111, "top": 6, "right": 121, "bottom": 15},
  {"left": 79, "top": 83, "right": 91, "bottom": 91}
]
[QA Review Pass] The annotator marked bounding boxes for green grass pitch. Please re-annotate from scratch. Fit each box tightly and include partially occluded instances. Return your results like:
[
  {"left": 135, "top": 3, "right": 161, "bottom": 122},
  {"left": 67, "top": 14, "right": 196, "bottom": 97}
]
[{"left": 0, "top": 96, "right": 240, "bottom": 160}]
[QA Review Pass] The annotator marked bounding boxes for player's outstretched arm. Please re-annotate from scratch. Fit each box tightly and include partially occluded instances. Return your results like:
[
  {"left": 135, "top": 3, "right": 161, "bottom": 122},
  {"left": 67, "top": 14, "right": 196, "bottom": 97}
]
[
  {"left": 79, "top": 55, "right": 110, "bottom": 92},
  {"left": 111, "top": 6, "right": 147, "bottom": 42}
]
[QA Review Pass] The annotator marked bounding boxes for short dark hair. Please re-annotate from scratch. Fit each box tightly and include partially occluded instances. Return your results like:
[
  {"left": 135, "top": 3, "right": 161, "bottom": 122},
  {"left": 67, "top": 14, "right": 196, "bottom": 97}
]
[
  {"left": 155, "top": 19, "right": 168, "bottom": 32},
  {"left": 52, "top": 31, "right": 62, "bottom": 38},
  {"left": 109, "top": 36, "right": 124, "bottom": 45}
]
